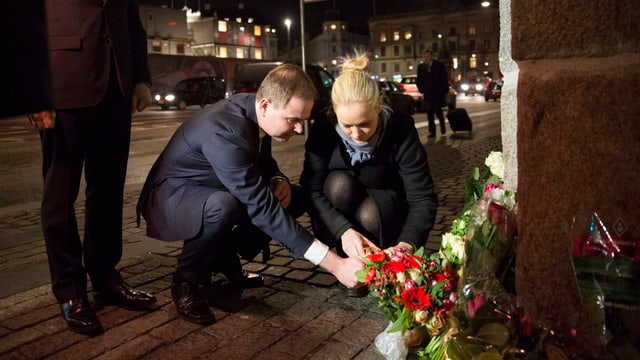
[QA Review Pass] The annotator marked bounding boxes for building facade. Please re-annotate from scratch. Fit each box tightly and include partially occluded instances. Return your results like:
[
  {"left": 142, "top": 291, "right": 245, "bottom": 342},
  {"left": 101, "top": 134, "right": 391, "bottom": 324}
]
[{"left": 369, "top": 3, "right": 500, "bottom": 84}]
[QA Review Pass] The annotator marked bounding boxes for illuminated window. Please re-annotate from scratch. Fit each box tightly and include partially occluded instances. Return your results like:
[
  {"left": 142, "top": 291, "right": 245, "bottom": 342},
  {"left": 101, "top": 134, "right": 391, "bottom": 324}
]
[
  {"left": 452, "top": 57, "right": 459, "bottom": 69},
  {"left": 254, "top": 48, "right": 262, "bottom": 59},
  {"left": 236, "top": 48, "right": 244, "bottom": 58},
  {"left": 470, "top": 55, "right": 477, "bottom": 69},
  {"left": 236, "top": 17, "right": 241, "bottom": 23},
  {"left": 469, "top": 26, "right": 476, "bottom": 35},
  {"left": 219, "top": 46, "right": 228, "bottom": 58},
  {"left": 152, "top": 40, "right": 161, "bottom": 52},
  {"left": 218, "top": 20, "right": 227, "bottom": 32},
  {"left": 379, "top": 32, "right": 387, "bottom": 42},
  {"left": 341, "top": 24, "right": 345, "bottom": 30},
  {"left": 254, "top": 25, "right": 261, "bottom": 36},
  {"left": 330, "top": 23, "right": 337, "bottom": 30},
  {"left": 393, "top": 31, "right": 400, "bottom": 41},
  {"left": 248, "top": 17, "right": 254, "bottom": 24},
  {"left": 404, "top": 31, "right": 412, "bottom": 40}
]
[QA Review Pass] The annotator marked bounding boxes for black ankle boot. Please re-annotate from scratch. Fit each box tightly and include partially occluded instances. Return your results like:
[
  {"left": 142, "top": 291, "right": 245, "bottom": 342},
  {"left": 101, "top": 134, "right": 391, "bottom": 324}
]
[{"left": 171, "top": 272, "right": 215, "bottom": 325}]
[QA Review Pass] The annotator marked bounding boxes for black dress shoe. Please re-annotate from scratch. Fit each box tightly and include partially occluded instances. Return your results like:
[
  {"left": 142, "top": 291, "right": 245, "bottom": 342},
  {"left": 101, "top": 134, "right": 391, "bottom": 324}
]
[
  {"left": 94, "top": 283, "right": 157, "bottom": 311},
  {"left": 172, "top": 272, "right": 216, "bottom": 325},
  {"left": 343, "top": 283, "right": 369, "bottom": 298},
  {"left": 60, "top": 298, "right": 104, "bottom": 336}
]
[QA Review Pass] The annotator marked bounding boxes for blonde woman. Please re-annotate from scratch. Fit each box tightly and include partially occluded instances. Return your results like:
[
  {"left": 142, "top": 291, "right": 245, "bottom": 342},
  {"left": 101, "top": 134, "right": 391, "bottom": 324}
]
[{"left": 301, "top": 53, "right": 438, "bottom": 295}]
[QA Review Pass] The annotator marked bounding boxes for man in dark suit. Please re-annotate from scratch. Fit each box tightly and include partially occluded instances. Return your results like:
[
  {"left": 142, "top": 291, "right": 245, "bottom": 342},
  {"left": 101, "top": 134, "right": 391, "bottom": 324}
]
[
  {"left": 29, "top": 0, "right": 157, "bottom": 336},
  {"left": 137, "top": 64, "right": 364, "bottom": 325},
  {"left": 417, "top": 49, "right": 450, "bottom": 137}
]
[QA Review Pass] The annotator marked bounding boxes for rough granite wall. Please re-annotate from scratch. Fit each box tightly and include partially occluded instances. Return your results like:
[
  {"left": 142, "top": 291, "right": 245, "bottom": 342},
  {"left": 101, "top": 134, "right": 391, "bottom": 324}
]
[{"left": 509, "top": 0, "right": 640, "bottom": 331}]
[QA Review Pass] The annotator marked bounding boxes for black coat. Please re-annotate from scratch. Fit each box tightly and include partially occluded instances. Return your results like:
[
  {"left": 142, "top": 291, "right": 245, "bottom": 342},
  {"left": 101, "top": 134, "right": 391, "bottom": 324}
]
[
  {"left": 417, "top": 60, "right": 449, "bottom": 108},
  {"left": 301, "top": 111, "right": 438, "bottom": 248}
]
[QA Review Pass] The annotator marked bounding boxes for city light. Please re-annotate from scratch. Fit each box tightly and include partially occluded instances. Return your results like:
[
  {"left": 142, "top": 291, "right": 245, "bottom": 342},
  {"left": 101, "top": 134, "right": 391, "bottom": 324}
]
[
  {"left": 481, "top": 1, "right": 491, "bottom": 7},
  {"left": 284, "top": 18, "right": 292, "bottom": 61}
]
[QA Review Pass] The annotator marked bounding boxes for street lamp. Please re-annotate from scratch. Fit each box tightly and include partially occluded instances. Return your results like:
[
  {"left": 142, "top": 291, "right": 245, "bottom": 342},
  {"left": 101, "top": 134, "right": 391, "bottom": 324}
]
[
  {"left": 481, "top": 1, "right": 491, "bottom": 7},
  {"left": 284, "top": 18, "right": 292, "bottom": 62}
]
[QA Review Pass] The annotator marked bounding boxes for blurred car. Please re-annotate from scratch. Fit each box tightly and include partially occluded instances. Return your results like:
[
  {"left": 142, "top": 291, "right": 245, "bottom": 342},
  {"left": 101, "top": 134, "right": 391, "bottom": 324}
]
[
  {"left": 232, "top": 61, "right": 334, "bottom": 120},
  {"left": 377, "top": 80, "right": 415, "bottom": 115},
  {"left": 459, "top": 78, "right": 485, "bottom": 96},
  {"left": 398, "top": 75, "right": 424, "bottom": 112},
  {"left": 484, "top": 80, "right": 503, "bottom": 102},
  {"left": 154, "top": 77, "right": 226, "bottom": 110}
]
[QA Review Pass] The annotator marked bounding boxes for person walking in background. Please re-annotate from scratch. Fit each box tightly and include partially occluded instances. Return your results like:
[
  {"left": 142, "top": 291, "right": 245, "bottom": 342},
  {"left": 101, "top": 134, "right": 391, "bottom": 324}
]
[
  {"left": 417, "top": 49, "right": 450, "bottom": 137},
  {"left": 300, "top": 52, "right": 438, "bottom": 296},
  {"left": 28, "top": 0, "right": 157, "bottom": 336},
  {"left": 136, "top": 64, "right": 364, "bottom": 325}
]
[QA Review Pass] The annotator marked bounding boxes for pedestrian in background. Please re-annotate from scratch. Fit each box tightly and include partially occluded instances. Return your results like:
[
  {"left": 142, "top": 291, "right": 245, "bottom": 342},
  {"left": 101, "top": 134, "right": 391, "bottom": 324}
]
[
  {"left": 28, "top": 0, "right": 157, "bottom": 336},
  {"left": 136, "top": 64, "right": 364, "bottom": 325},
  {"left": 300, "top": 52, "right": 438, "bottom": 296},
  {"left": 417, "top": 49, "right": 450, "bottom": 137}
]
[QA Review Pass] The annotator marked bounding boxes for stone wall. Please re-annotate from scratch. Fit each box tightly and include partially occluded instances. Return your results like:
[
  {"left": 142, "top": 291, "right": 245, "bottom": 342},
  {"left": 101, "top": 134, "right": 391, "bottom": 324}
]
[{"left": 503, "top": 0, "right": 640, "bottom": 331}]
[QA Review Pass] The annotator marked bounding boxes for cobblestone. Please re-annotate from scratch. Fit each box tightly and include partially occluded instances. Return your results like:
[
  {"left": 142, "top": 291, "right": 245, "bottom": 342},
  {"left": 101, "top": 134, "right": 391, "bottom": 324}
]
[{"left": 0, "top": 122, "right": 501, "bottom": 358}]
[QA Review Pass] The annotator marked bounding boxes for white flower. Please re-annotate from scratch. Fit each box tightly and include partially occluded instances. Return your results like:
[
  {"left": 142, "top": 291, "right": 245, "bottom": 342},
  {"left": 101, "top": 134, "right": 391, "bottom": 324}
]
[
  {"left": 441, "top": 232, "right": 465, "bottom": 260},
  {"left": 484, "top": 151, "right": 504, "bottom": 180}
]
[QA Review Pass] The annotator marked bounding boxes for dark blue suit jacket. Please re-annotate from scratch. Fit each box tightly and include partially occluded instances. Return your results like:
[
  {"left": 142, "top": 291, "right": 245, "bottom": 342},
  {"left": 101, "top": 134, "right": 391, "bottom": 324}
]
[{"left": 137, "top": 94, "right": 314, "bottom": 258}]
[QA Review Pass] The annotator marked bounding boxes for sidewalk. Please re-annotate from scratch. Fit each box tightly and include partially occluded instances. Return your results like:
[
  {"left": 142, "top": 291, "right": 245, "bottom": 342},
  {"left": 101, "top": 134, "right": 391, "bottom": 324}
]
[{"left": 0, "top": 126, "right": 501, "bottom": 359}]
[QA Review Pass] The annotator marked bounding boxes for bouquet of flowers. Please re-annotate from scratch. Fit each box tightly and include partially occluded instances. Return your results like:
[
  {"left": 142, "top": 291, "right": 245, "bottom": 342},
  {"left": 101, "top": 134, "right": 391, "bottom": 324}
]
[{"left": 357, "top": 246, "right": 461, "bottom": 360}]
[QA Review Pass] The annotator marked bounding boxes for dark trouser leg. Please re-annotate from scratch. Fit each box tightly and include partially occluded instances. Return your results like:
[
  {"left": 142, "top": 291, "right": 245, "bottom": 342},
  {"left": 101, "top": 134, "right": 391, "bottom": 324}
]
[
  {"left": 83, "top": 73, "right": 131, "bottom": 291},
  {"left": 179, "top": 191, "right": 243, "bottom": 286},
  {"left": 40, "top": 111, "right": 91, "bottom": 303},
  {"left": 426, "top": 103, "right": 436, "bottom": 136},
  {"left": 434, "top": 106, "right": 446, "bottom": 134}
]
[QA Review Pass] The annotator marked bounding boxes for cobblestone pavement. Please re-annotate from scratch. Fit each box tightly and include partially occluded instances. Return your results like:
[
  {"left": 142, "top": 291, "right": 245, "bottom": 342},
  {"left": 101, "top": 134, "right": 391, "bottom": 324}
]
[{"left": 0, "top": 119, "right": 501, "bottom": 359}]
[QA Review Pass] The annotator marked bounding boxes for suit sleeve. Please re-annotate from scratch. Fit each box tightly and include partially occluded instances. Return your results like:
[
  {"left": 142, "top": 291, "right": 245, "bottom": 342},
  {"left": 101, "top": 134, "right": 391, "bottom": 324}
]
[{"left": 129, "top": 0, "right": 151, "bottom": 85}]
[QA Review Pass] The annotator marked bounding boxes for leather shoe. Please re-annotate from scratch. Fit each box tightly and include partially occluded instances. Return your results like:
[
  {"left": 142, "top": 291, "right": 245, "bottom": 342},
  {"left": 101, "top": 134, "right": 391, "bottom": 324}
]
[
  {"left": 172, "top": 272, "right": 216, "bottom": 325},
  {"left": 94, "top": 283, "right": 156, "bottom": 311},
  {"left": 60, "top": 298, "right": 103, "bottom": 336},
  {"left": 344, "top": 283, "right": 369, "bottom": 298}
]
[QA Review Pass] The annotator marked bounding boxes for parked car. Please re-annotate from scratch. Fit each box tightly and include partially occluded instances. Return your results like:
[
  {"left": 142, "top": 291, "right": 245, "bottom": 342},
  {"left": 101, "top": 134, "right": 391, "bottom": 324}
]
[
  {"left": 484, "top": 80, "right": 503, "bottom": 102},
  {"left": 154, "top": 77, "right": 226, "bottom": 110},
  {"left": 377, "top": 80, "right": 415, "bottom": 115},
  {"left": 459, "top": 78, "right": 485, "bottom": 96},
  {"left": 232, "top": 61, "right": 334, "bottom": 120},
  {"left": 398, "top": 75, "right": 424, "bottom": 112}
]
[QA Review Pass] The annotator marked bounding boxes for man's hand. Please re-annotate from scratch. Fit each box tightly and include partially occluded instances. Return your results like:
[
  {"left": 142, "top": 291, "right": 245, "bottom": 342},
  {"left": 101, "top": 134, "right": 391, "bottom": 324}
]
[
  {"left": 270, "top": 178, "right": 291, "bottom": 208},
  {"left": 340, "top": 228, "right": 379, "bottom": 258},
  {"left": 131, "top": 83, "right": 151, "bottom": 114},
  {"left": 386, "top": 241, "right": 414, "bottom": 254},
  {"left": 318, "top": 251, "right": 364, "bottom": 288},
  {"left": 28, "top": 110, "right": 56, "bottom": 129}
]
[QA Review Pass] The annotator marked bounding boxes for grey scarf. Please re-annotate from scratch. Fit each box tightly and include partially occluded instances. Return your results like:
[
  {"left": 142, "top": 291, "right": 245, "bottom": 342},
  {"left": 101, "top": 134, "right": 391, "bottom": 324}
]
[{"left": 335, "top": 115, "right": 387, "bottom": 166}]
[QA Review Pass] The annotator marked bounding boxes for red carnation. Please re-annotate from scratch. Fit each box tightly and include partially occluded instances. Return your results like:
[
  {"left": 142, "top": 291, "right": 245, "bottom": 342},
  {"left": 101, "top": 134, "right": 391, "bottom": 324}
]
[{"left": 367, "top": 251, "right": 387, "bottom": 263}]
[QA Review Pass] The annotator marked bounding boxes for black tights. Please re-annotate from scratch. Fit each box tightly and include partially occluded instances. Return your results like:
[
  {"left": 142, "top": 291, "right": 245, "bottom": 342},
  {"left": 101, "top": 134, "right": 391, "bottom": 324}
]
[{"left": 320, "top": 171, "right": 383, "bottom": 248}]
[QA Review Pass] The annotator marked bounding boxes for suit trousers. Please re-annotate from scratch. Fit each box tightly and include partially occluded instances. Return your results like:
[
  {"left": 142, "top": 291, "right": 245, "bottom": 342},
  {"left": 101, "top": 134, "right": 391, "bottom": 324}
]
[
  {"left": 179, "top": 186, "right": 306, "bottom": 286},
  {"left": 40, "top": 70, "right": 131, "bottom": 303}
]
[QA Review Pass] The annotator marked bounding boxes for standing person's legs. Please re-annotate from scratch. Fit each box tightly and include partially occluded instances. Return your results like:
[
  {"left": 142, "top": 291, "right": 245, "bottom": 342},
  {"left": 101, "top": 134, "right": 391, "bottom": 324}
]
[
  {"left": 40, "top": 108, "right": 104, "bottom": 335},
  {"left": 435, "top": 106, "right": 446, "bottom": 134},
  {"left": 425, "top": 100, "right": 436, "bottom": 137}
]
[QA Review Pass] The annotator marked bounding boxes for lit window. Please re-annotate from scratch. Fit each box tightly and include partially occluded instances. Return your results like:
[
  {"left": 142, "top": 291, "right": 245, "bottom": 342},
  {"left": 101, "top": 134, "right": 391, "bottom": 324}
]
[
  {"left": 248, "top": 17, "right": 254, "bottom": 24},
  {"left": 219, "top": 46, "right": 227, "bottom": 58},
  {"left": 330, "top": 23, "right": 337, "bottom": 30},
  {"left": 470, "top": 56, "right": 477, "bottom": 69},
  {"left": 469, "top": 26, "right": 476, "bottom": 35},
  {"left": 254, "top": 25, "right": 261, "bottom": 36},
  {"left": 152, "top": 40, "right": 161, "bottom": 52},
  {"left": 341, "top": 25, "right": 345, "bottom": 30},
  {"left": 236, "top": 48, "right": 244, "bottom": 58},
  {"left": 236, "top": 17, "right": 241, "bottom": 23},
  {"left": 393, "top": 31, "right": 400, "bottom": 41},
  {"left": 452, "top": 57, "right": 459, "bottom": 69},
  {"left": 218, "top": 20, "right": 227, "bottom": 32},
  {"left": 404, "top": 31, "right": 412, "bottom": 40},
  {"left": 239, "top": 26, "right": 245, "bottom": 32},
  {"left": 380, "top": 32, "right": 387, "bottom": 42},
  {"left": 331, "top": 59, "right": 338, "bottom": 65},
  {"left": 255, "top": 48, "right": 262, "bottom": 60}
]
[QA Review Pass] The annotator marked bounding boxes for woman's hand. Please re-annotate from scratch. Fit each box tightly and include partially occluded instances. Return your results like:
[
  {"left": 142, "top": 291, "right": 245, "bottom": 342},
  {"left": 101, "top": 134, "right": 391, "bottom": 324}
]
[{"left": 340, "top": 228, "right": 379, "bottom": 258}]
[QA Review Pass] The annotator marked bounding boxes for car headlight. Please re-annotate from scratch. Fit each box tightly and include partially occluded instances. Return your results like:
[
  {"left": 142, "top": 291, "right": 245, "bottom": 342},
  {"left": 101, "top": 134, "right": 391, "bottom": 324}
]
[
  {"left": 475, "top": 84, "right": 484, "bottom": 91},
  {"left": 154, "top": 94, "right": 161, "bottom": 101},
  {"left": 461, "top": 83, "right": 469, "bottom": 91},
  {"left": 165, "top": 94, "right": 175, "bottom": 101}
]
